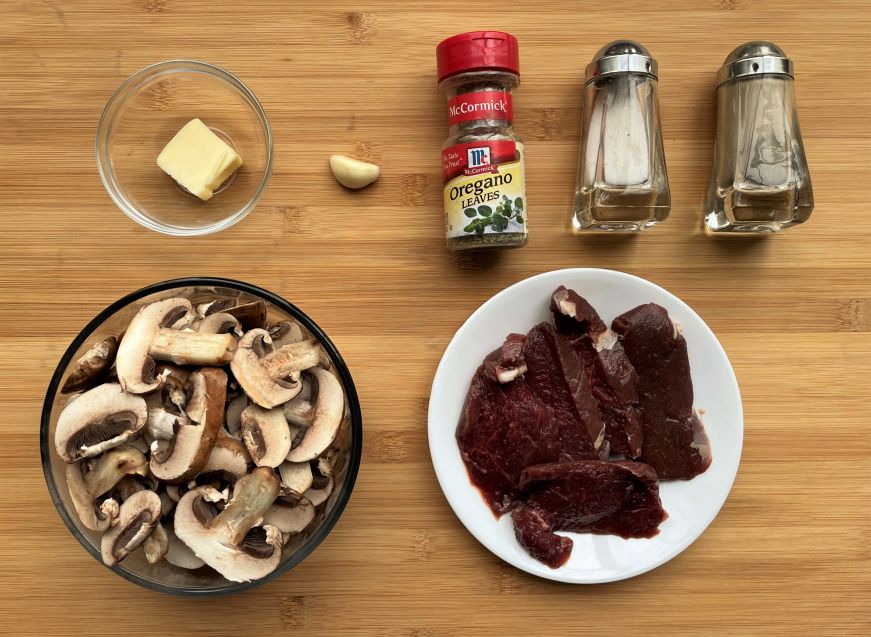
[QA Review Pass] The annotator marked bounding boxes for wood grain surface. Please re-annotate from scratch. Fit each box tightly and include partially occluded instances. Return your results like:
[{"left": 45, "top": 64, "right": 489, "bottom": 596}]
[{"left": 1, "top": 1, "right": 869, "bottom": 635}]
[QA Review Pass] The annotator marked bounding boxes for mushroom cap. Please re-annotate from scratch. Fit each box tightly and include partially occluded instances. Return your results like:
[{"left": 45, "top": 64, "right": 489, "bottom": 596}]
[
  {"left": 116, "top": 298, "right": 193, "bottom": 394},
  {"left": 303, "top": 457, "right": 335, "bottom": 507},
  {"left": 55, "top": 383, "right": 147, "bottom": 463},
  {"left": 268, "top": 320, "right": 305, "bottom": 348},
  {"left": 285, "top": 368, "right": 344, "bottom": 462},
  {"left": 197, "top": 312, "right": 242, "bottom": 337},
  {"left": 278, "top": 460, "right": 314, "bottom": 495},
  {"left": 201, "top": 433, "right": 250, "bottom": 481},
  {"left": 241, "top": 405, "right": 292, "bottom": 468},
  {"left": 100, "top": 489, "right": 161, "bottom": 566},
  {"left": 263, "top": 495, "right": 315, "bottom": 534},
  {"left": 150, "top": 368, "right": 226, "bottom": 483},
  {"left": 224, "top": 394, "right": 248, "bottom": 438},
  {"left": 66, "top": 462, "right": 117, "bottom": 532},
  {"left": 61, "top": 336, "right": 119, "bottom": 394},
  {"left": 174, "top": 468, "right": 282, "bottom": 582},
  {"left": 231, "top": 329, "right": 302, "bottom": 409}
]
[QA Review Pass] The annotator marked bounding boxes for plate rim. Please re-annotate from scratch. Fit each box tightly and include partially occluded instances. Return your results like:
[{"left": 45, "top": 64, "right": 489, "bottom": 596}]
[{"left": 427, "top": 267, "right": 743, "bottom": 584}]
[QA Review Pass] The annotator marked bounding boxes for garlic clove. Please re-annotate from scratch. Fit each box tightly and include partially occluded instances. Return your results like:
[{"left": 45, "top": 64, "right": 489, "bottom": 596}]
[{"left": 329, "top": 155, "right": 380, "bottom": 189}]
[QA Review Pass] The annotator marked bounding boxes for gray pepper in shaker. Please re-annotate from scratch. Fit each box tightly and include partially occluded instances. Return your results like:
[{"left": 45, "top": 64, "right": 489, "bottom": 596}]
[
  {"left": 572, "top": 41, "right": 671, "bottom": 232},
  {"left": 704, "top": 41, "right": 813, "bottom": 233}
]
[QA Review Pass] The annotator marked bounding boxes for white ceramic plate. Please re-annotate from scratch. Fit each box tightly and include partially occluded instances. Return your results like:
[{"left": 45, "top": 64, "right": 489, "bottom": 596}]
[{"left": 428, "top": 268, "right": 743, "bottom": 583}]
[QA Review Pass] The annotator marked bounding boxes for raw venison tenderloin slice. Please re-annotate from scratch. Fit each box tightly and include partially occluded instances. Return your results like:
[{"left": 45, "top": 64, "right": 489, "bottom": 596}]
[
  {"left": 457, "top": 336, "right": 560, "bottom": 513},
  {"left": 522, "top": 322, "right": 607, "bottom": 461},
  {"left": 612, "top": 303, "right": 712, "bottom": 480},
  {"left": 511, "top": 460, "right": 667, "bottom": 568},
  {"left": 550, "top": 286, "right": 644, "bottom": 458}
]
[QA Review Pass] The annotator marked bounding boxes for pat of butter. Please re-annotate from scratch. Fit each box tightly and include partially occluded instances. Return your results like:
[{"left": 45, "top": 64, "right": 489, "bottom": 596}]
[{"left": 157, "top": 119, "right": 242, "bottom": 201}]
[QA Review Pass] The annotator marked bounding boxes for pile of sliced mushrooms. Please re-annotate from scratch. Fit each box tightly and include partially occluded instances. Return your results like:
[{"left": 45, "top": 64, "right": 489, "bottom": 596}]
[{"left": 54, "top": 296, "right": 345, "bottom": 583}]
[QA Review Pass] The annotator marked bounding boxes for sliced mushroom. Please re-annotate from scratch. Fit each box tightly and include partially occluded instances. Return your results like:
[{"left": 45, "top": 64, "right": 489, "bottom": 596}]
[
  {"left": 158, "top": 489, "right": 175, "bottom": 517},
  {"left": 174, "top": 467, "right": 281, "bottom": 582},
  {"left": 150, "top": 368, "right": 226, "bottom": 483},
  {"left": 127, "top": 435, "right": 150, "bottom": 455},
  {"left": 285, "top": 368, "right": 344, "bottom": 462},
  {"left": 197, "top": 300, "right": 267, "bottom": 330},
  {"left": 225, "top": 394, "right": 248, "bottom": 438},
  {"left": 231, "top": 330, "right": 328, "bottom": 408},
  {"left": 268, "top": 320, "right": 305, "bottom": 348},
  {"left": 197, "top": 312, "right": 242, "bottom": 337},
  {"left": 199, "top": 433, "right": 250, "bottom": 484},
  {"left": 165, "top": 484, "right": 184, "bottom": 503},
  {"left": 263, "top": 494, "right": 315, "bottom": 535},
  {"left": 241, "top": 405, "right": 291, "bottom": 468},
  {"left": 61, "top": 336, "right": 118, "bottom": 394},
  {"left": 55, "top": 383, "right": 147, "bottom": 463},
  {"left": 278, "top": 461, "right": 313, "bottom": 495},
  {"left": 165, "top": 525, "right": 205, "bottom": 569},
  {"left": 144, "top": 522, "right": 169, "bottom": 564},
  {"left": 101, "top": 490, "right": 161, "bottom": 566},
  {"left": 304, "top": 457, "right": 334, "bottom": 507},
  {"left": 66, "top": 446, "right": 147, "bottom": 531},
  {"left": 116, "top": 298, "right": 236, "bottom": 394}
]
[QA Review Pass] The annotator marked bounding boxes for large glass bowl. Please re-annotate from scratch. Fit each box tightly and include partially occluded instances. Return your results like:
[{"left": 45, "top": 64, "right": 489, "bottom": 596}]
[
  {"left": 40, "top": 278, "right": 362, "bottom": 596},
  {"left": 96, "top": 61, "right": 272, "bottom": 236}
]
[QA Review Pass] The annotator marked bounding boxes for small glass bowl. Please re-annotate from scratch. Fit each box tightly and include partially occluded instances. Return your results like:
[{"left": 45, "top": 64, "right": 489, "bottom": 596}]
[
  {"left": 40, "top": 278, "right": 362, "bottom": 596},
  {"left": 96, "top": 61, "right": 272, "bottom": 236}
]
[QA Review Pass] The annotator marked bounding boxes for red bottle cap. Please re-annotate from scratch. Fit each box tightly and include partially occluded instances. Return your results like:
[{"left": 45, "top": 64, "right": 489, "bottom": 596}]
[{"left": 436, "top": 31, "right": 520, "bottom": 82}]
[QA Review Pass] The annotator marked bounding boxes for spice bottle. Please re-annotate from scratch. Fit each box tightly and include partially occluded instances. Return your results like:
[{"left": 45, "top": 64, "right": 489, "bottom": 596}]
[
  {"left": 436, "top": 31, "right": 528, "bottom": 251},
  {"left": 704, "top": 41, "right": 813, "bottom": 233},
  {"left": 572, "top": 41, "right": 670, "bottom": 232}
]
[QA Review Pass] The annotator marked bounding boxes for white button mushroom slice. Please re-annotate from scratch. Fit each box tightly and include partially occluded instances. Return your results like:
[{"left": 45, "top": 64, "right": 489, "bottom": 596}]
[
  {"left": 116, "top": 298, "right": 236, "bottom": 394},
  {"left": 231, "top": 330, "right": 304, "bottom": 409},
  {"left": 200, "top": 433, "right": 250, "bottom": 485},
  {"left": 303, "top": 457, "right": 334, "bottom": 507},
  {"left": 267, "top": 320, "right": 305, "bottom": 348},
  {"left": 100, "top": 490, "right": 162, "bottom": 566},
  {"left": 241, "top": 405, "right": 292, "bottom": 468},
  {"left": 143, "top": 522, "right": 169, "bottom": 564},
  {"left": 158, "top": 490, "right": 175, "bottom": 518},
  {"left": 283, "top": 389, "right": 315, "bottom": 429},
  {"left": 197, "top": 312, "right": 243, "bottom": 338},
  {"left": 165, "top": 525, "right": 205, "bottom": 570},
  {"left": 55, "top": 383, "right": 147, "bottom": 463},
  {"left": 278, "top": 460, "right": 314, "bottom": 495},
  {"left": 174, "top": 467, "right": 282, "bottom": 582},
  {"left": 224, "top": 394, "right": 248, "bottom": 439},
  {"left": 285, "top": 368, "right": 345, "bottom": 463},
  {"left": 150, "top": 368, "right": 226, "bottom": 484},
  {"left": 61, "top": 336, "right": 119, "bottom": 394},
  {"left": 127, "top": 435, "right": 150, "bottom": 455},
  {"left": 263, "top": 494, "right": 315, "bottom": 535},
  {"left": 198, "top": 299, "right": 268, "bottom": 331},
  {"left": 165, "top": 484, "right": 184, "bottom": 503},
  {"left": 262, "top": 339, "right": 330, "bottom": 380},
  {"left": 66, "top": 446, "right": 148, "bottom": 531}
]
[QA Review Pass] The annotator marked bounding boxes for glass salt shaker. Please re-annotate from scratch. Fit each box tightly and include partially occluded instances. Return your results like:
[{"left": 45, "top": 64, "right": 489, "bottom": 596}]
[
  {"left": 704, "top": 41, "right": 813, "bottom": 233},
  {"left": 572, "top": 40, "right": 670, "bottom": 232}
]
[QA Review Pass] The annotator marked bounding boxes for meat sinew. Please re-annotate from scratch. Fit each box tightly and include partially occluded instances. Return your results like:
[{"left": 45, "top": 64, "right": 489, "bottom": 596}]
[
  {"left": 457, "top": 336, "right": 560, "bottom": 513},
  {"left": 551, "top": 287, "right": 643, "bottom": 458},
  {"left": 522, "top": 322, "right": 607, "bottom": 461},
  {"left": 512, "top": 460, "right": 667, "bottom": 568},
  {"left": 612, "top": 303, "right": 712, "bottom": 479}
]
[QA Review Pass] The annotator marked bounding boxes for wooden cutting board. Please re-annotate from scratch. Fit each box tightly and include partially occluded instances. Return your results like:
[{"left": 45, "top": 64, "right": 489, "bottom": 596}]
[{"left": 1, "top": 1, "right": 869, "bottom": 635}]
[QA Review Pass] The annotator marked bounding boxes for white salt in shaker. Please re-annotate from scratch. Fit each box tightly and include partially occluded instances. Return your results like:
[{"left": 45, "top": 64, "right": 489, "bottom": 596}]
[
  {"left": 572, "top": 41, "right": 670, "bottom": 232},
  {"left": 704, "top": 41, "right": 813, "bottom": 233}
]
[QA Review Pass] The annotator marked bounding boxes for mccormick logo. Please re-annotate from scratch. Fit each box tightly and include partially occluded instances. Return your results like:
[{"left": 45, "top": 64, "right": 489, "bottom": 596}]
[
  {"left": 448, "top": 98, "right": 509, "bottom": 119},
  {"left": 467, "top": 146, "right": 491, "bottom": 168}
]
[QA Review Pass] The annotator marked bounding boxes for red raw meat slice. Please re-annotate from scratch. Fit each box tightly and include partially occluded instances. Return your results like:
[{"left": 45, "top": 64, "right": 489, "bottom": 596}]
[
  {"left": 612, "top": 303, "right": 712, "bottom": 479},
  {"left": 551, "top": 287, "right": 643, "bottom": 458},
  {"left": 522, "top": 322, "right": 607, "bottom": 461},
  {"left": 512, "top": 460, "right": 667, "bottom": 568}
]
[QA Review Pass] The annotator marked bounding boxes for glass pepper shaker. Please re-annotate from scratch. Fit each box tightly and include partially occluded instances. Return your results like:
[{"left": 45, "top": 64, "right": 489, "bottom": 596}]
[
  {"left": 572, "top": 41, "right": 670, "bottom": 232},
  {"left": 704, "top": 41, "right": 813, "bottom": 233}
]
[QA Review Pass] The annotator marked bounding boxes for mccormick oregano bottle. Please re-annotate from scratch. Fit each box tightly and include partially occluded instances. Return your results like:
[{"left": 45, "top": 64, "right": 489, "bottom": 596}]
[{"left": 436, "top": 32, "right": 528, "bottom": 251}]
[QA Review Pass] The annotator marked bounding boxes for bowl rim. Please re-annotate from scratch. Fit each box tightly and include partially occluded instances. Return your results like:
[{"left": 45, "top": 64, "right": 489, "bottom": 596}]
[
  {"left": 95, "top": 60, "right": 274, "bottom": 237},
  {"left": 40, "top": 277, "right": 363, "bottom": 596}
]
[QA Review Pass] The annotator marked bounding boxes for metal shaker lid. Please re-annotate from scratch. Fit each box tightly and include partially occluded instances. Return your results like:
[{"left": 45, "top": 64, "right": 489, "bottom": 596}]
[
  {"left": 585, "top": 40, "right": 657, "bottom": 84},
  {"left": 716, "top": 41, "right": 793, "bottom": 87}
]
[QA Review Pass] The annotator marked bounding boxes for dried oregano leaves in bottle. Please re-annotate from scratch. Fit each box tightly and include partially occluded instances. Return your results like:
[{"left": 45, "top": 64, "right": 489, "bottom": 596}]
[{"left": 436, "top": 32, "right": 528, "bottom": 251}]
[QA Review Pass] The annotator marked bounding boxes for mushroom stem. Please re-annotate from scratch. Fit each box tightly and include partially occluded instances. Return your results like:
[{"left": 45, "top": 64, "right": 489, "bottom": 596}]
[
  {"left": 263, "top": 340, "right": 326, "bottom": 378},
  {"left": 144, "top": 522, "right": 169, "bottom": 564},
  {"left": 85, "top": 446, "right": 148, "bottom": 496},
  {"left": 149, "top": 329, "right": 237, "bottom": 366},
  {"left": 213, "top": 467, "right": 280, "bottom": 546}
]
